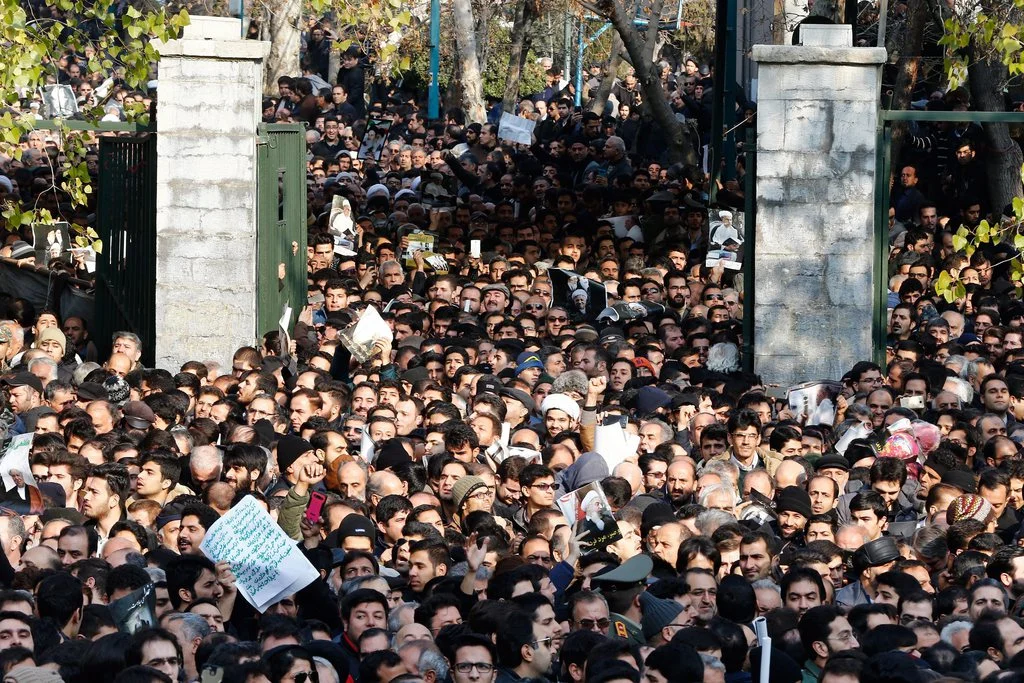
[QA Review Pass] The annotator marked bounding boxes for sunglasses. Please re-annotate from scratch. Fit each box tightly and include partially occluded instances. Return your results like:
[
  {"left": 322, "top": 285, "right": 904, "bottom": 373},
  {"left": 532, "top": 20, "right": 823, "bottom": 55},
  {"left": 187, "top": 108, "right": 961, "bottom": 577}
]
[
  {"left": 525, "top": 304, "right": 545, "bottom": 310},
  {"left": 547, "top": 316, "right": 567, "bottom": 323}
]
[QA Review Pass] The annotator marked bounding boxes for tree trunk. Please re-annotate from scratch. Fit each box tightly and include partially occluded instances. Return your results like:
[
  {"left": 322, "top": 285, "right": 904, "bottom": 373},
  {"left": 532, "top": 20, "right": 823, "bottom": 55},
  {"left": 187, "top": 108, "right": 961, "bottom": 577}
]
[
  {"left": 602, "top": 0, "right": 697, "bottom": 164},
  {"left": 452, "top": 0, "right": 487, "bottom": 123},
  {"left": 502, "top": 0, "right": 536, "bottom": 113},
  {"left": 261, "top": 0, "right": 301, "bottom": 97},
  {"left": 967, "top": 51, "right": 1024, "bottom": 214},
  {"left": 887, "top": 0, "right": 926, "bottom": 185},
  {"left": 589, "top": 33, "right": 624, "bottom": 114},
  {"left": 475, "top": 1, "right": 494, "bottom": 76}
]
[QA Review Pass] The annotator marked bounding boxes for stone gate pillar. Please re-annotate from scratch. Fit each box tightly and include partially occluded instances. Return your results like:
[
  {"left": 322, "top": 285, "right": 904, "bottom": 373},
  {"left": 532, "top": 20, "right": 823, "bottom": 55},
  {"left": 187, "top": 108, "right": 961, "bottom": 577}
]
[
  {"left": 153, "top": 18, "right": 269, "bottom": 371},
  {"left": 751, "top": 30, "right": 886, "bottom": 385}
]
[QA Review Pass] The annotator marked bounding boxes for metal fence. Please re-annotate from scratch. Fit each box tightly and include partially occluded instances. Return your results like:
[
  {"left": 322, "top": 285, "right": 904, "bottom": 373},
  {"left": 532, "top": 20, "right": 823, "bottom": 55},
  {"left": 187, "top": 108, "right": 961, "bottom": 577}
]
[
  {"left": 95, "top": 131, "right": 157, "bottom": 367},
  {"left": 873, "top": 110, "right": 1024, "bottom": 364},
  {"left": 742, "top": 126, "right": 756, "bottom": 373},
  {"left": 256, "top": 123, "right": 308, "bottom": 338}
]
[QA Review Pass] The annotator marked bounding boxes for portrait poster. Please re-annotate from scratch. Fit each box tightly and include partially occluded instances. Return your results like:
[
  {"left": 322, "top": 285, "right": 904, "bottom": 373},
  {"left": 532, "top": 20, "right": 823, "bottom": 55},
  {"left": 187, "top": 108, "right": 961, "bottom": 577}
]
[
  {"left": 706, "top": 208, "right": 743, "bottom": 271},
  {"left": 549, "top": 268, "right": 608, "bottom": 323},
  {"left": 0, "top": 433, "right": 35, "bottom": 492},
  {"left": 32, "top": 222, "right": 71, "bottom": 265},
  {"left": 357, "top": 119, "right": 393, "bottom": 161},
  {"left": 329, "top": 196, "right": 356, "bottom": 255},
  {"left": 109, "top": 583, "right": 157, "bottom": 634},
  {"left": 787, "top": 380, "right": 844, "bottom": 426},
  {"left": 556, "top": 481, "right": 622, "bottom": 550}
]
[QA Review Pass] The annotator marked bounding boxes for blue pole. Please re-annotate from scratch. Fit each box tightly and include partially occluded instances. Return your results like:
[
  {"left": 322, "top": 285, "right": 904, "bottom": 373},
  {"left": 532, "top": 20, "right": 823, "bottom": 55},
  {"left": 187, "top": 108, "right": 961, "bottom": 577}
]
[
  {"left": 575, "top": 17, "right": 584, "bottom": 107},
  {"left": 428, "top": 0, "right": 440, "bottom": 120}
]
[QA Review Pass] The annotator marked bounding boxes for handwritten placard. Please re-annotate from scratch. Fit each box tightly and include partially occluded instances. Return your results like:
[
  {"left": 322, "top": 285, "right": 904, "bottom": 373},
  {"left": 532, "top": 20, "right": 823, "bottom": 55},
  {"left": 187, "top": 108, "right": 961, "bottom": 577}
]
[
  {"left": 498, "top": 112, "right": 536, "bottom": 145},
  {"left": 200, "top": 496, "right": 318, "bottom": 612}
]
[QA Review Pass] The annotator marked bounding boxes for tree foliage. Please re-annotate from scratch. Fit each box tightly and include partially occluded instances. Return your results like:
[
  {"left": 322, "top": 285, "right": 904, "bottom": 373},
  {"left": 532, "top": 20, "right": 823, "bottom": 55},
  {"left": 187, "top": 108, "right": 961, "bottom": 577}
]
[{"left": 0, "top": 0, "right": 188, "bottom": 233}]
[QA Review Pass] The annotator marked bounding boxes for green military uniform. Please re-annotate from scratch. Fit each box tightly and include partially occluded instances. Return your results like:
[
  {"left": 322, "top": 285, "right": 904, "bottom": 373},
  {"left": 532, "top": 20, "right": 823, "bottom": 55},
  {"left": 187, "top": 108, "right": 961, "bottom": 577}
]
[
  {"left": 591, "top": 554, "right": 654, "bottom": 647},
  {"left": 608, "top": 612, "right": 645, "bottom": 646}
]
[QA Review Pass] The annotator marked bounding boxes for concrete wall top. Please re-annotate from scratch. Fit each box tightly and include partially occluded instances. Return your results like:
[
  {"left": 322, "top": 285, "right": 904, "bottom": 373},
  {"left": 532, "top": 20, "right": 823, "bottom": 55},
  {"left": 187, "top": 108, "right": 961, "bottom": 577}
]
[
  {"left": 752, "top": 45, "right": 887, "bottom": 66},
  {"left": 154, "top": 38, "right": 270, "bottom": 60},
  {"left": 183, "top": 16, "right": 243, "bottom": 40},
  {"left": 799, "top": 24, "right": 853, "bottom": 46}
]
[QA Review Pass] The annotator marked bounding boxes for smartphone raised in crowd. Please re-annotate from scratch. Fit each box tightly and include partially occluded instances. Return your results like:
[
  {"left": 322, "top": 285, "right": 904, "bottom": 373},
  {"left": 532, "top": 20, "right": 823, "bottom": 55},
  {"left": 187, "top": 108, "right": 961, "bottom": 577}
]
[{"left": 305, "top": 491, "right": 327, "bottom": 525}]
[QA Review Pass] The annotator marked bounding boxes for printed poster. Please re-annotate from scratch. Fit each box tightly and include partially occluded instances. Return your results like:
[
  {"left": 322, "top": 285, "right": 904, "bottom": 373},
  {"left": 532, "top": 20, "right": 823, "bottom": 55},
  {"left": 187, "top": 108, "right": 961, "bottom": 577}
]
[{"left": 556, "top": 481, "right": 622, "bottom": 550}]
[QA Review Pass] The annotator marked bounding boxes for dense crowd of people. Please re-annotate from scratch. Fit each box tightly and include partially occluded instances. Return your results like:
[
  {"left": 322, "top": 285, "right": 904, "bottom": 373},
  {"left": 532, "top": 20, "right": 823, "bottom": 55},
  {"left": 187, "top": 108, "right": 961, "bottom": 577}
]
[{"left": 0, "top": 11, "right": 1023, "bottom": 683}]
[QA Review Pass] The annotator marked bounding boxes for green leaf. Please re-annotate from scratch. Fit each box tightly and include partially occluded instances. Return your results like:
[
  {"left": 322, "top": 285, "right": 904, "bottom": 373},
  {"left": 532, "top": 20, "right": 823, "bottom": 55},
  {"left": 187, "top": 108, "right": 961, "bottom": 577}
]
[{"left": 952, "top": 234, "right": 968, "bottom": 252}]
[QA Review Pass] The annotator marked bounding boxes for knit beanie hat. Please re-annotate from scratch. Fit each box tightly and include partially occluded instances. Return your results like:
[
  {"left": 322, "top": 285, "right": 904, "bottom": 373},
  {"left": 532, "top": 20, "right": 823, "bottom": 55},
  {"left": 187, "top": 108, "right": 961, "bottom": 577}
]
[
  {"left": 947, "top": 494, "right": 993, "bottom": 525},
  {"left": 277, "top": 435, "right": 314, "bottom": 474},
  {"left": 451, "top": 475, "right": 487, "bottom": 511},
  {"left": 5, "top": 666, "right": 64, "bottom": 683},
  {"left": 36, "top": 327, "right": 66, "bottom": 354},
  {"left": 103, "top": 375, "right": 130, "bottom": 406},
  {"left": 639, "top": 590, "right": 684, "bottom": 639},
  {"left": 775, "top": 486, "right": 812, "bottom": 520}
]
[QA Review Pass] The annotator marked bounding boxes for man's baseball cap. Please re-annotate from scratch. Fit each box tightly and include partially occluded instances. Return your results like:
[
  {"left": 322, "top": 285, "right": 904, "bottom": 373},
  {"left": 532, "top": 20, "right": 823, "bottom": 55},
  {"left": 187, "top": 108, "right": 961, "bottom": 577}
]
[
  {"left": 500, "top": 387, "right": 536, "bottom": 413},
  {"left": 2, "top": 373, "right": 42, "bottom": 394},
  {"left": 476, "top": 375, "right": 503, "bottom": 396}
]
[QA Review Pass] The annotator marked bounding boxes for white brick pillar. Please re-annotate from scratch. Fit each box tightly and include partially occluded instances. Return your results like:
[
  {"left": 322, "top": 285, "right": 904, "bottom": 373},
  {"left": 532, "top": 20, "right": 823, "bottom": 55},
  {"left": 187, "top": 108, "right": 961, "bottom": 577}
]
[
  {"left": 153, "top": 20, "right": 270, "bottom": 371},
  {"left": 751, "top": 39, "right": 886, "bottom": 385}
]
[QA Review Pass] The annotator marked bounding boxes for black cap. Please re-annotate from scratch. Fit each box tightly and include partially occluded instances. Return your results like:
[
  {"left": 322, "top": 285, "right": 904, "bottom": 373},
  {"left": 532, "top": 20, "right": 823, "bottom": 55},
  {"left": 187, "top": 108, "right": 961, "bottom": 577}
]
[
  {"left": 775, "top": 486, "right": 812, "bottom": 519},
  {"left": 942, "top": 469, "right": 977, "bottom": 493},
  {"left": 76, "top": 382, "right": 107, "bottom": 401},
  {"left": 338, "top": 514, "right": 377, "bottom": 546},
  {"left": 3, "top": 373, "right": 42, "bottom": 395},
  {"left": 852, "top": 536, "right": 900, "bottom": 574},
  {"left": 476, "top": 375, "right": 503, "bottom": 396},
  {"left": 402, "top": 366, "right": 430, "bottom": 383},
  {"left": 592, "top": 553, "right": 653, "bottom": 592},
  {"left": 815, "top": 454, "right": 850, "bottom": 472},
  {"left": 641, "top": 503, "right": 677, "bottom": 538},
  {"left": 499, "top": 387, "right": 536, "bottom": 413}
]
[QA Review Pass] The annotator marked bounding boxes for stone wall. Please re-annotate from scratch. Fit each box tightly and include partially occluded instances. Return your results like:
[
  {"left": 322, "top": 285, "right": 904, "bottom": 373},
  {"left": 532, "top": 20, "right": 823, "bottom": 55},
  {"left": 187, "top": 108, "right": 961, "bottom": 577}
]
[
  {"left": 751, "top": 44, "right": 886, "bottom": 385},
  {"left": 154, "top": 31, "right": 269, "bottom": 371}
]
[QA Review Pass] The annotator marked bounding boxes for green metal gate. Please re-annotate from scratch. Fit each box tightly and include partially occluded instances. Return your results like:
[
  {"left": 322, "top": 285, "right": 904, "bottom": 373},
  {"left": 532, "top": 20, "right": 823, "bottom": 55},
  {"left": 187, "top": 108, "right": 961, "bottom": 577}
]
[
  {"left": 873, "top": 110, "right": 1024, "bottom": 365},
  {"left": 95, "top": 132, "right": 157, "bottom": 367},
  {"left": 256, "top": 123, "right": 307, "bottom": 338}
]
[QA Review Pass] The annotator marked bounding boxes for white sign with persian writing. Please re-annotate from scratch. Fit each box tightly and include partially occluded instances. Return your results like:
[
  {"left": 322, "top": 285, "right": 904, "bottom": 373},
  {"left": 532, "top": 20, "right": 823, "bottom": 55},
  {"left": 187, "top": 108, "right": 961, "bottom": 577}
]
[
  {"left": 498, "top": 113, "right": 536, "bottom": 145},
  {"left": 200, "top": 496, "right": 317, "bottom": 612}
]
